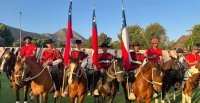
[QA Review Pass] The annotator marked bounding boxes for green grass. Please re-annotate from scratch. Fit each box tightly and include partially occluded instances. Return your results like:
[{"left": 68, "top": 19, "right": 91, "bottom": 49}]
[{"left": 0, "top": 73, "right": 200, "bottom": 103}]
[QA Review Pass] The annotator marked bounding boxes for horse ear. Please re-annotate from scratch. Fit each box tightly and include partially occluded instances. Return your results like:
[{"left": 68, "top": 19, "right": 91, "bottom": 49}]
[{"left": 11, "top": 48, "right": 15, "bottom": 53}]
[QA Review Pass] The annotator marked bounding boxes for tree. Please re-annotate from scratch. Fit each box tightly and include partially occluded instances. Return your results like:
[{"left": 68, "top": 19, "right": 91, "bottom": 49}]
[
  {"left": 0, "top": 23, "right": 15, "bottom": 46},
  {"left": 98, "top": 33, "right": 112, "bottom": 45},
  {"left": 110, "top": 41, "right": 121, "bottom": 49},
  {"left": 144, "top": 23, "right": 168, "bottom": 49},
  {"left": 82, "top": 36, "right": 92, "bottom": 48}
]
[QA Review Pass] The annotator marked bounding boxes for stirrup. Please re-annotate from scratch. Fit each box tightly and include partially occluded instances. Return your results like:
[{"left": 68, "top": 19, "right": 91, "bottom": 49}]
[{"left": 61, "top": 90, "right": 68, "bottom": 97}]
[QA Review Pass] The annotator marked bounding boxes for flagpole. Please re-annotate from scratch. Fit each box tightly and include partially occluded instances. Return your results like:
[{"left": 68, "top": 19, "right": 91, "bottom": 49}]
[{"left": 19, "top": 12, "right": 22, "bottom": 48}]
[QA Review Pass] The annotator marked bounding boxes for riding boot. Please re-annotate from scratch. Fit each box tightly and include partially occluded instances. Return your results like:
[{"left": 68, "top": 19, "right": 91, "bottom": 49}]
[
  {"left": 51, "top": 67, "right": 60, "bottom": 98},
  {"left": 128, "top": 82, "right": 135, "bottom": 100}
]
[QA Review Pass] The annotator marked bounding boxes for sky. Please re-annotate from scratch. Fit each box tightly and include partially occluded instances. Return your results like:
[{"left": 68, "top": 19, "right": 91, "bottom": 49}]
[{"left": 0, "top": 0, "right": 200, "bottom": 41}]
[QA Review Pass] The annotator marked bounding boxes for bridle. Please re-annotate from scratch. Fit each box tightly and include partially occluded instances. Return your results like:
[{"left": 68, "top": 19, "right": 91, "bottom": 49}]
[
  {"left": 106, "top": 59, "right": 123, "bottom": 79},
  {"left": 141, "top": 67, "right": 163, "bottom": 90},
  {"left": 67, "top": 63, "right": 82, "bottom": 80}
]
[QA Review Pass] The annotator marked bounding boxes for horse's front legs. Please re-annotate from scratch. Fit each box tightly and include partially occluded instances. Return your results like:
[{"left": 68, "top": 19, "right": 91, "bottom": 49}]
[
  {"left": 12, "top": 83, "right": 20, "bottom": 103},
  {"left": 78, "top": 94, "right": 85, "bottom": 103},
  {"left": 35, "top": 95, "right": 40, "bottom": 103},
  {"left": 101, "top": 95, "right": 106, "bottom": 103},
  {"left": 145, "top": 98, "right": 151, "bottom": 103},
  {"left": 42, "top": 93, "right": 48, "bottom": 103},
  {"left": 23, "top": 84, "right": 29, "bottom": 103},
  {"left": 69, "top": 96, "right": 75, "bottom": 103}
]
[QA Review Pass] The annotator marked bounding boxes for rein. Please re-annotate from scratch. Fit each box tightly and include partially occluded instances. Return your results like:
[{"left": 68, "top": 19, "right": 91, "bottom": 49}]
[
  {"left": 141, "top": 67, "right": 162, "bottom": 86},
  {"left": 21, "top": 63, "right": 46, "bottom": 81},
  {"left": 106, "top": 60, "right": 123, "bottom": 79}
]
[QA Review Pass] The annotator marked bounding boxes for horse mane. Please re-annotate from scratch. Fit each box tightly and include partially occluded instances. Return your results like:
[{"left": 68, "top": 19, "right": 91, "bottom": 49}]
[
  {"left": 142, "top": 62, "right": 156, "bottom": 71},
  {"left": 25, "top": 58, "right": 43, "bottom": 69}
]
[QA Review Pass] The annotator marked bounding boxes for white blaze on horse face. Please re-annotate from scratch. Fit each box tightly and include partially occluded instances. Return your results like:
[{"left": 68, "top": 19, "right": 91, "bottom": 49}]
[{"left": 68, "top": 63, "right": 76, "bottom": 84}]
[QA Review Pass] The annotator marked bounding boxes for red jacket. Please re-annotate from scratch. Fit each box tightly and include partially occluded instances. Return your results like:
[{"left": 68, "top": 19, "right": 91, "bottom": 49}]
[
  {"left": 71, "top": 50, "right": 89, "bottom": 62},
  {"left": 128, "top": 52, "right": 144, "bottom": 71},
  {"left": 20, "top": 43, "right": 37, "bottom": 61},
  {"left": 98, "top": 53, "right": 114, "bottom": 69},
  {"left": 146, "top": 47, "right": 162, "bottom": 64},
  {"left": 186, "top": 53, "right": 199, "bottom": 68},
  {"left": 40, "top": 49, "right": 62, "bottom": 65}
]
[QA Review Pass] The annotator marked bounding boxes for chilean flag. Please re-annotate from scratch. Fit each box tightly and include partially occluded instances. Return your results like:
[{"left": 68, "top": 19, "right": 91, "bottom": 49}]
[
  {"left": 64, "top": 0, "right": 73, "bottom": 66},
  {"left": 121, "top": 4, "right": 132, "bottom": 70},
  {"left": 92, "top": 8, "right": 99, "bottom": 69}
]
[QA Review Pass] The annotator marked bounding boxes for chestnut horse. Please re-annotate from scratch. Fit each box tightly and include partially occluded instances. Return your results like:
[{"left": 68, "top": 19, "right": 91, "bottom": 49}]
[
  {"left": 0, "top": 48, "right": 31, "bottom": 103},
  {"left": 95, "top": 57, "right": 124, "bottom": 103},
  {"left": 133, "top": 62, "right": 164, "bottom": 103},
  {"left": 67, "top": 57, "right": 87, "bottom": 103},
  {"left": 161, "top": 57, "right": 183, "bottom": 103},
  {"left": 182, "top": 62, "right": 200, "bottom": 103},
  {"left": 19, "top": 58, "right": 63, "bottom": 103}
]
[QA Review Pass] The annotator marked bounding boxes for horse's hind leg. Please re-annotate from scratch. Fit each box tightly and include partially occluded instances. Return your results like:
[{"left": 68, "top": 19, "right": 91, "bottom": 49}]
[
  {"left": 182, "top": 91, "right": 186, "bottom": 103},
  {"left": 23, "top": 84, "right": 29, "bottom": 103},
  {"left": 54, "top": 97, "right": 56, "bottom": 103},
  {"left": 145, "top": 98, "right": 151, "bottom": 103},
  {"left": 35, "top": 95, "right": 40, "bottom": 103}
]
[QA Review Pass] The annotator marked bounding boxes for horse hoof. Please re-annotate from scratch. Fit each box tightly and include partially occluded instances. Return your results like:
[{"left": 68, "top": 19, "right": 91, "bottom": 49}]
[
  {"left": 24, "top": 101, "right": 28, "bottom": 103},
  {"left": 153, "top": 92, "right": 158, "bottom": 98},
  {"left": 54, "top": 91, "right": 60, "bottom": 98},
  {"left": 93, "top": 89, "right": 99, "bottom": 96}
]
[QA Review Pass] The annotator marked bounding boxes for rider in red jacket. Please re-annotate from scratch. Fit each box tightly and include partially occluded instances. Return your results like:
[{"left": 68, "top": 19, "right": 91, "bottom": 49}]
[{"left": 20, "top": 36, "right": 37, "bottom": 61}]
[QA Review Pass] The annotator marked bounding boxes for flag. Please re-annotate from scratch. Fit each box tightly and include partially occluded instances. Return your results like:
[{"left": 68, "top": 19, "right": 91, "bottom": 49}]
[
  {"left": 64, "top": 0, "right": 73, "bottom": 66},
  {"left": 121, "top": 3, "right": 132, "bottom": 70},
  {"left": 92, "top": 8, "right": 99, "bottom": 69}
]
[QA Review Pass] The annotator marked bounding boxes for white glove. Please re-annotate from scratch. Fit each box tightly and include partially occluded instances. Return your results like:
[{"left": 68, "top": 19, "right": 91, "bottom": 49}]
[{"left": 52, "top": 59, "right": 62, "bottom": 66}]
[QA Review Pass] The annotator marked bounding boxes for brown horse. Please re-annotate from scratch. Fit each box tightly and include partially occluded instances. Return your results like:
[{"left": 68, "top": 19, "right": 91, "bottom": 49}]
[
  {"left": 182, "top": 62, "right": 200, "bottom": 103},
  {"left": 19, "top": 58, "right": 63, "bottom": 103},
  {"left": 133, "top": 62, "right": 164, "bottom": 103},
  {"left": 0, "top": 48, "right": 31, "bottom": 103},
  {"left": 95, "top": 57, "right": 124, "bottom": 103},
  {"left": 67, "top": 57, "right": 87, "bottom": 103},
  {"left": 161, "top": 57, "right": 182, "bottom": 103}
]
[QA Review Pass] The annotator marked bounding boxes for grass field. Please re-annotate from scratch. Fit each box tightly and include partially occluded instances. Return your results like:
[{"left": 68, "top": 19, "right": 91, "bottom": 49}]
[{"left": 0, "top": 73, "right": 200, "bottom": 103}]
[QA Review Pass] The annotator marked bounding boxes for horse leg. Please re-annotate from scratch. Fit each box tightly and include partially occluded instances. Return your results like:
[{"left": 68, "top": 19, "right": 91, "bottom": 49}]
[
  {"left": 42, "top": 93, "right": 48, "bottom": 103},
  {"left": 69, "top": 96, "right": 75, "bottom": 103},
  {"left": 13, "top": 83, "right": 20, "bottom": 103},
  {"left": 23, "top": 84, "right": 29, "bottom": 103},
  {"left": 54, "top": 97, "right": 56, "bottom": 103},
  {"left": 145, "top": 98, "right": 151, "bottom": 103},
  {"left": 101, "top": 95, "right": 106, "bottom": 103},
  {"left": 35, "top": 95, "right": 40, "bottom": 103},
  {"left": 78, "top": 95, "right": 85, "bottom": 103},
  {"left": 182, "top": 91, "right": 186, "bottom": 103},
  {"left": 173, "top": 90, "right": 176, "bottom": 101},
  {"left": 108, "top": 95, "right": 115, "bottom": 103},
  {"left": 165, "top": 93, "right": 171, "bottom": 103},
  {"left": 122, "top": 81, "right": 131, "bottom": 103},
  {"left": 136, "top": 97, "right": 140, "bottom": 103}
]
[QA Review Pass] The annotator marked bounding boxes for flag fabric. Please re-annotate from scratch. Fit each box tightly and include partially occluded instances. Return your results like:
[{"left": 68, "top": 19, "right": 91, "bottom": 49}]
[
  {"left": 121, "top": 4, "right": 132, "bottom": 70},
  {"left": 92, "top": 8, "right": 99, "bottom": 69},
  {"left": 64, "top": 0, "right": 73, "bottom": 66}
]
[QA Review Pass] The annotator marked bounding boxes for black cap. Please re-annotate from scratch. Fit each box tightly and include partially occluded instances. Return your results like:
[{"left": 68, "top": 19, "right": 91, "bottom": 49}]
[
  {"left": 46, "top": 39, "right": 54, "bottom": 44},
  {"left": 99, "top": 43, "right": 111, "bottom": 48},
  {"left": 73, "top": 40, "right": 83, "bottom": 44},
  {"left": 176, "top": 48, "right": 184, "bottom": 53},
  {"left": 23, "top": 36, "right": 33, "bottom": 41}
]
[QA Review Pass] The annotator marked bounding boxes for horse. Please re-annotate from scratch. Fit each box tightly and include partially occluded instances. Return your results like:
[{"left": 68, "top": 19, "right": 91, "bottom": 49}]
[
  {"left": 132, "top": 62, "right": 164, "bottom": 103},
  {"left": 94, "top": 57, "right": 124, "bottom": 103},
  {"left": 182, "top": 62, "right": 200, "bottom": 103},
  {"left": 19, "top": 58, "right": 63, "bottom": 103},
  {"left": 161, "top": 57, "right": 183, "bottom": 103},
  {"left": 0, "top": 48, "right": 31, "bottom": 103},
  {"left": 66, "top": 57, "right": 87, "bottom": 103}
]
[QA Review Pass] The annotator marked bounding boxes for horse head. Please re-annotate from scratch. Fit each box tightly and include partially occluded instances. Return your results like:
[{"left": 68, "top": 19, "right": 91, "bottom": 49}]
[
  {"left": 0, "top": 48, "right": 16, "bottom": 73},
  {"left": 107, "top": 57, "right": 124, "bottom": 82},
  {"left": 13, "top": 56, "right": 25, "bottom": 86},
  {"left": 144, "top": 62, "right": 164, "bottom": 92},
  {"left": 68, "top": 56, "right": 81, "bottom": 84}
]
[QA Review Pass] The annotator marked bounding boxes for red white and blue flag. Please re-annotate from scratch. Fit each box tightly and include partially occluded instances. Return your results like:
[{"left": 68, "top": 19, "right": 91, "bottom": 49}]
[
  {"left": 121, "top": 2, "right": 132, "bottom": 70},
  {"left": 92, "top": 8, "right": 99, "bottom": 69},
  {"left": 64, "top": 0, "right": 73, "bottom": 66}
]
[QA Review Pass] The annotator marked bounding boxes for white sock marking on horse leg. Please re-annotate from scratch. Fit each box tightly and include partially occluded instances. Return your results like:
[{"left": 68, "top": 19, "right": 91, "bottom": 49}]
[
  {"left": 155, "top": 99, "right": 158, "bottom": 103},
  {"left": 174, "top": 91, "right": 176, "bottom": 101},
  {"left": 24, "top": 101, "right": 28, "bottom": 103},
  {"left": 161, "top": 100, "right": 165, "bottom": 103},
  {"left": 182, "top": 91, "right": 186, "bottom": 103},
  {"left": 165, "top": 93, "right": 170, "bottom": 103},
  {"left": 0, "top": 59, "right": 6, "bottom": 71},
  {"left": 75, "top": 97, "right": 78, "bottom": 103},
  {"left": 188, "top": 96, "right": 191, "bottom": 103},
  {"left": 16, "top": 101, "right": 20, "bottom": 103},
  {"left": 31, "top": 96, "right": 34, "bottom": 100}
]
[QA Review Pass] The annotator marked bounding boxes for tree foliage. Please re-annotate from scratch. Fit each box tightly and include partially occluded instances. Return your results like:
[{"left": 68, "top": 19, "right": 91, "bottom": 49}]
[
  {"left": 0, "top": 23, "right": 15, "bottom": 46},
  {"left": 184, "top": 24, "right": 200, "bottom": 50}
]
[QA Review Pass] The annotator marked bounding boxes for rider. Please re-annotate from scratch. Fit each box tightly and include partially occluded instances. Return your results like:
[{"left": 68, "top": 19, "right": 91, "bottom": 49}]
[
  {"left": 176, "top": 48, "right": 187, "bottom": 69},
  {"left": 40, "top": 39, "right": 63, "bottom": 98},
  {"left": 20, "top": 36, "right": 37, "bottom": 61},
  {"left": 183, "top": 46, "right": 200, "bottom": 83},
  {"left": 93, "top": 43, "right": 114, "bottom": 96},
  {"left": 127, "top": 42, "right": 144, "bottom": 100},
  {"left": 146, "top": 38, "right": 163, "bottom": 66}
]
